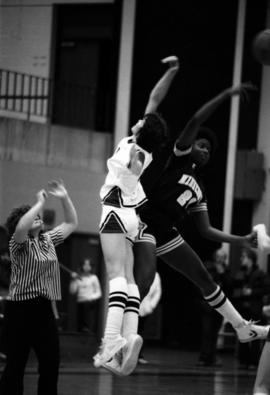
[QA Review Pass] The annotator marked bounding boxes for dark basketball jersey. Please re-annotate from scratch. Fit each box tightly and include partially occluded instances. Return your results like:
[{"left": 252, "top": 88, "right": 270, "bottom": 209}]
[
  {"left": 140, "top": 141, "right": 174, "bottom": 196},
  {"left": 140, "top": 141, "right": 208, "bottom": 226}
]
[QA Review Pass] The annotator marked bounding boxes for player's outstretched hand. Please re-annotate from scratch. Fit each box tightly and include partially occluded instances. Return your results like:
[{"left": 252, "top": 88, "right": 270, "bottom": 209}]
[
  {"left": 243, "top": 231, "right": 258, "bottom": 249},
  {"left": 48, "top": 179, "right": 68, "bottom": 199},
  {"left": 161, "top": 55, "right": 179, "bottom": 71}
]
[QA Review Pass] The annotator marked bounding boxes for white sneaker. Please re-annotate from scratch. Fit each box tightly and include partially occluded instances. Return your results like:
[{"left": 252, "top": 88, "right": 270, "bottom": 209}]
[
  {"left": 121, "top": 334, "right": 143, "bottom": 376},
  {"left": 102, "top": 350, "right": 123, "bottom": 376},
  {"left": 93, "top": 335, "right": 127, "bottom": 368},
  {"left": 253, "top": 224, "right": 270, "bottom": 252},
  {"left": 236, "top": 320, "right": 270, "bottom": 343}
]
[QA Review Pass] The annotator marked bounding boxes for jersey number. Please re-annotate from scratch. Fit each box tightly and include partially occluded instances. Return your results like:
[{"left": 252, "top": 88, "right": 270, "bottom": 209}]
[{"left": 177, "top": 190, "right": 193, "bottom": 207}]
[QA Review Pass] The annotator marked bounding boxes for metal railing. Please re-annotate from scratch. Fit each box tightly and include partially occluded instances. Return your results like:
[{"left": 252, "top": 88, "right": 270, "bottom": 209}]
[
  {"left": 0, "top": 68, "right": 108, "bottom": 131},
  {"left": 0, "top": 69, "right": 51, "bottom": 120}
]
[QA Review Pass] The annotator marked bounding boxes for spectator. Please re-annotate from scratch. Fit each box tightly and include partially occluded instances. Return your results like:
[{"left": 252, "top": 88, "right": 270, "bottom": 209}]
[
  {"left": 233, "top": 248, "right": 270, "bottom": 369},
  {"left": 69, "top": 258, "right": 102, "bottom": 333}
]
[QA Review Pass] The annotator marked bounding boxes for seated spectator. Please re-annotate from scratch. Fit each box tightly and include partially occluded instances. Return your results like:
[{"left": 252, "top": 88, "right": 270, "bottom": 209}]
[{"left": 233, "top": 248, "right": 270, "bottom": 369}]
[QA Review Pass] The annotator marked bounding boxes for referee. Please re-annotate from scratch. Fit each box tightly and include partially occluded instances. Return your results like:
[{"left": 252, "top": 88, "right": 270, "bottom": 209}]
[{"left": 0, "top": 179, "right": 78, "bottom": 395}]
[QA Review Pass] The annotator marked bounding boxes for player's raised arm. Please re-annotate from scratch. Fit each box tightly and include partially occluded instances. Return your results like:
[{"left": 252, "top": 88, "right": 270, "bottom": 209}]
[
  {"left": 175, "top": 82, "right": 256, "bottom": 150},
  {"left": 144, "top": 55, "right": 179, "bottom": 115}
]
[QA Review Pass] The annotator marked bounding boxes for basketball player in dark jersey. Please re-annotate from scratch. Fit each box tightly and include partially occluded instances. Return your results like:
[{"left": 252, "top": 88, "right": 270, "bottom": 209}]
[
  {"left": 104, "top": 82, "right": 270, "bottom": 377},
  {"left": 133, "top": 82, "right": 269, "bottom": 344}
]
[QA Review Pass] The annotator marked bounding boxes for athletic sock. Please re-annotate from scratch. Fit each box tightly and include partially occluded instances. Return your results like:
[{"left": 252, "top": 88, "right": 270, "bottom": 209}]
[
  {"left": 122, "top": 283, "right": 141, "bottom": 339},
  {"left": 104, "top": 277, "right": 128, "bottom": 340},
  {"left": 204, "top": 286, "right": 244, "bottom": 328}
]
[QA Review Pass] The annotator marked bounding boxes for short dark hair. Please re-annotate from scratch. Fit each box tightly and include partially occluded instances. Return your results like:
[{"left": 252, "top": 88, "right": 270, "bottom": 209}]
[
  {"left": 136, "top": 112, "right": 168, "bottom": 153},
  {"left": 5, "top": 205, "right": 31, "bottom": 239},
  {"left": 197, "top": 127, "right": 218, "bottom": 155}
]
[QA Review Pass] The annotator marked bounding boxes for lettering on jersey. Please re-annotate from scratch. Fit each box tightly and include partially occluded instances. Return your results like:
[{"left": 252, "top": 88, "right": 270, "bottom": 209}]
[{"left": 177, "top": 174, "right": 202, "bottom": 207}]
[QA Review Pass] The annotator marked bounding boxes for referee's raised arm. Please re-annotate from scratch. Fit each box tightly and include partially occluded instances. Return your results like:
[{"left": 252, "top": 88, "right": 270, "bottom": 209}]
[
  {"left": 47, "top": 179, "right": 78, "bottom": 240},
  {"left": 14, "top": 189, "right": 47, "bottom": 243}
]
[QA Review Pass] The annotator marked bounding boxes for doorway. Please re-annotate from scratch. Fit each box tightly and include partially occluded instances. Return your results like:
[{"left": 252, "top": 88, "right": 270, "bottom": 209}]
[{"left": 51, "top": 3, "right": 121, "bottom": 131}]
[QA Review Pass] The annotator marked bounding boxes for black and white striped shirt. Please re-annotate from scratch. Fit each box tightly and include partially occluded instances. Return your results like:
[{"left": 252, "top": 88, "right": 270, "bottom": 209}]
[{"left": 8, "top": 227, "right": 64, "bottom": 301}]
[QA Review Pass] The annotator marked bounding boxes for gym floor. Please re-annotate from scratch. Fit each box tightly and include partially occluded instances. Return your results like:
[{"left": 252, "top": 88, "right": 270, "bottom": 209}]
[{"left": 0, "top": 347, "right": 256, "bottom": 395}]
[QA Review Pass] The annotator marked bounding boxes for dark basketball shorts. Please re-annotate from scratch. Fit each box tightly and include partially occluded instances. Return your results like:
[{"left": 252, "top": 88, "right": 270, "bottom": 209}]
[{"left": 136, "top": 207, "right": 184, "bottom": 256}]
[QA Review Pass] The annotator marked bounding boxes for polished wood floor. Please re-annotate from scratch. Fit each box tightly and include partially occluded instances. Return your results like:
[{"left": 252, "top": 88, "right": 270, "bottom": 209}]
[{"left": 0, "top": 347, "right": 257, "bottom": 394}]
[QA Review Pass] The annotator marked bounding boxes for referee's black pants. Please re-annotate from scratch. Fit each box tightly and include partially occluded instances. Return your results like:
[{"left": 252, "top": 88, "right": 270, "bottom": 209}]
[{"left": 0, "top": 297, "right": 60, "bottom": 395}]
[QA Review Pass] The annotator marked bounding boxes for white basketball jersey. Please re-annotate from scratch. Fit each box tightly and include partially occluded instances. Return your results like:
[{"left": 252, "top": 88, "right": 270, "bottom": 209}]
[{"left": 100, "top": 136, "right": 152, "bottom": 208}]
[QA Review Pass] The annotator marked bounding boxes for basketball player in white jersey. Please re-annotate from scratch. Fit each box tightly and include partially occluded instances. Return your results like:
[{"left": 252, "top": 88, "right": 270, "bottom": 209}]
[{"left": 93, "top": 55, "right": 179, "bottom": 375}]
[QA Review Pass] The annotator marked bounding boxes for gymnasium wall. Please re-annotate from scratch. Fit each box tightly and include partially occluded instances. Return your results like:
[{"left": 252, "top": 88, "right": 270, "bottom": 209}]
[
  {"left": 0, "top": 5, "right": 51, "bottom": 77},
  {"left": 0, "top": 0, "right": 116, "bottom": 231},
  {"left": 0, "top": 0, "right": 114, "bottom": 77},
  {"left": 0, "top": 117, "right": 111, "bottom": 233}
]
